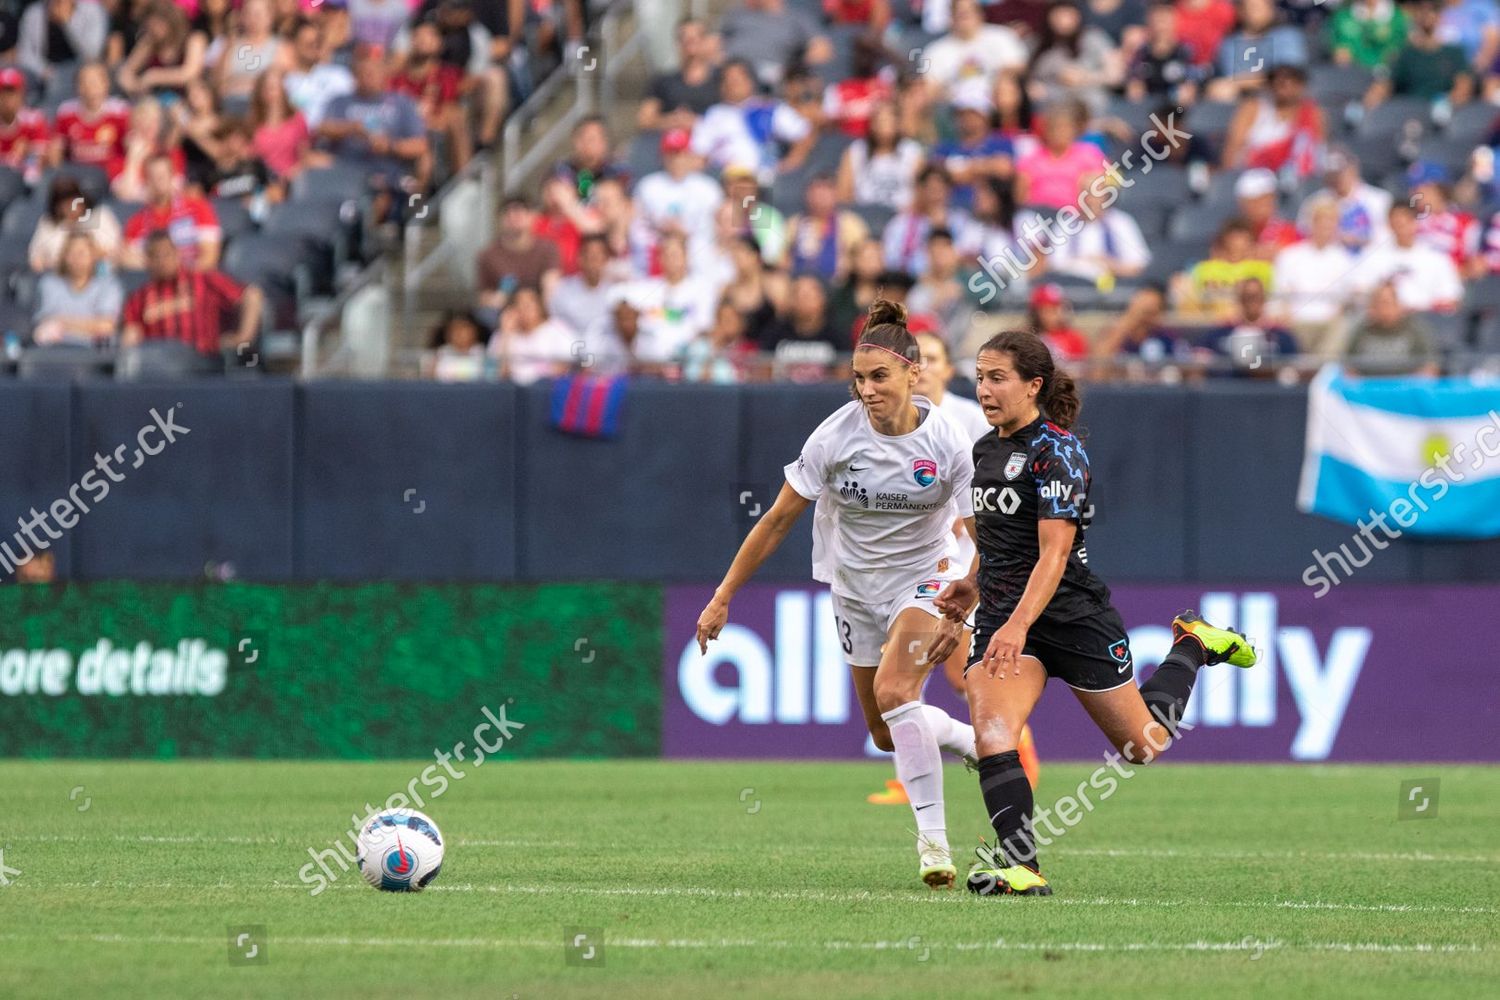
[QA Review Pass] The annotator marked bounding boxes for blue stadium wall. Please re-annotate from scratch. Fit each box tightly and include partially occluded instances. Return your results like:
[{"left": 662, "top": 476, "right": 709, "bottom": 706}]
[{"left": 3, "top": 379, "right": 1499, "bottom": 584}]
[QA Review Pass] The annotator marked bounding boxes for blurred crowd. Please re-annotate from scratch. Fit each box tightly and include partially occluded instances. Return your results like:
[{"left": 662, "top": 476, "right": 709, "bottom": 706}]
[
  {"left": 0, "top": 0, "right": 583, "bottom": 363},
  {"left": 447, "top": 0, "right": 1500, "bottom": 385}
]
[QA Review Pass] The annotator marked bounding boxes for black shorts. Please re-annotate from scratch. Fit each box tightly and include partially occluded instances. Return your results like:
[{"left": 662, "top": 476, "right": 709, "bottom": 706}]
[{"left": 968, "top": 604, "right": 1136, "bottom": 692}]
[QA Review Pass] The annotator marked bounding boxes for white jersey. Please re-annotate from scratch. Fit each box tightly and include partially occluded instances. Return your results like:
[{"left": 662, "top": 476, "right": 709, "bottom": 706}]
[
  {"left": 933, "top": 392, "right": 994, "bottom": 574},
  {"left": 936, "top": 392, "right": 991, "bottom": 443},
  {"left": 784, "top": 396, "right": 975, "bottom": 605}
]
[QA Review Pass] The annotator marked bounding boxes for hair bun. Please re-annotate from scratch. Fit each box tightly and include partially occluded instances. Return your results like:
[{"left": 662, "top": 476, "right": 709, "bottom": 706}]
[{"left": 866, "top": 297, "right": 908, "bottom": 329}]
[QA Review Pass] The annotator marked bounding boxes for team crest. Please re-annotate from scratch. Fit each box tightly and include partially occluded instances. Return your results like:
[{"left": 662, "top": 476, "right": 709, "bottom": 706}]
[
  {"left": 912, "top": 458, "right": 937, "bottom": 487},
  {"left": 1108, "top": 638, "right": 1132, "bottom": 665},
  {"left": 1003, "top": 451, "right": 1027, "bottom": 480},
  {"left": 936, "top": 558, "right": 949, "bottom": 573}
]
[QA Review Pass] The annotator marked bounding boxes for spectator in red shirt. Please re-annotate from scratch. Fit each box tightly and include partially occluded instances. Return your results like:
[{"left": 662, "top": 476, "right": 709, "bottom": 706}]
[
  {"left": 0, "top": 68, "right": 48, "bottom": 176},
  {"left": 1175, "top": 0, "right": 1236, "bottom": 66},
  {"left": 392, "top": 19, "right": 470, "bottom": 171},
  {"left": 1030, "top": 282, "right": 1091, "bottom": 361},
  {"left": 122, "top": 230, "right": 263, "bottom": 357},
  {"left": 822, "top": 34, "right": 895, "bottom": 139},
  {"left": 1221, "top": 65, "right": 1324, "bottom": 179},
  {"left": 823, "top": 0, "right": 889, "bottom": 32},
  {"left": 50, "top": 61, "right": 131, "bottom": 176},
  {"left": 1408, "top": 160, "right": 1483, "bottom": 279},
  {"left": 121, "top": 153, "right": 222, "bottom": 271},
  {"left": 1234, "top": 168, "right": 1300, "bottom": 260},
  {"left": 535, "top": 175, "right": 586, "bottom": 275}
]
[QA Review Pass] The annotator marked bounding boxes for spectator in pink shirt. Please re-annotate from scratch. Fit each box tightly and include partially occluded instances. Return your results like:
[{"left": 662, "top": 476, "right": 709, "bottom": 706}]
[
  {"left": 249, "top": 67, "right": 327, "bottom": 181},
  {"left": 1014, "top": 99, "right": 1107, "bottom": 209}
]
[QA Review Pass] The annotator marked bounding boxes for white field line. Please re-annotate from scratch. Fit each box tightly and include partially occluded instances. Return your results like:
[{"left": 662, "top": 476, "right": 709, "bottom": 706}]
[
  {"left": 10, "top": 834, "right": 569, "bottom": 849},
  {"left": 9, "top": 835, "right": 1500, "bottom": 866},
  {"left": 0, "top": 931, "right": 1483, "bottom": 956},
  {"left": 8, "top": 878, "right": 1497, "bottom": 917}
]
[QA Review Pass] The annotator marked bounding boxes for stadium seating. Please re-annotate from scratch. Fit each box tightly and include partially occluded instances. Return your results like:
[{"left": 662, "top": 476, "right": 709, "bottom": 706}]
[
  {"left": 16, "top": 344, "right": 111, "bottom": 380},
  {"left": 3, "top": 0, "right": 1496, "bottom": 383}
]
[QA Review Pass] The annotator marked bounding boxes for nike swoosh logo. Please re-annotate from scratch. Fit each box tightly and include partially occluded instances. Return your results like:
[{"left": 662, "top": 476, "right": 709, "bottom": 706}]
[
  {"left": 848, "top": 464, "right": 868, "bottom": 472},
  {"left": 988, "top": 806, "right": 1012, "bottom": 823},
  {"left": 1118, "top": 663, "right": 1129, "bottom": 674},
  {"left": 914, "top": 803, "right": 935, "bottom": 811}
]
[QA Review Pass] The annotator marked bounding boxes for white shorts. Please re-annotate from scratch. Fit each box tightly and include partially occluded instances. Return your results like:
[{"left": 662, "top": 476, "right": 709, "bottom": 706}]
[{"left": 830, "top": 564, "right": 968, "bottom": 668}]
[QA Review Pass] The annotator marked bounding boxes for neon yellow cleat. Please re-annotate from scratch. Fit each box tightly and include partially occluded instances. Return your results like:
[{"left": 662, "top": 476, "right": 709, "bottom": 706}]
[
  {"left": 1172, "top": 610, "right": 1258, "bottom": 668},
  {"left": 967, "top": 840, "right": 1052, "bottom": 896},
  {"left": 966, "top": 862, "right": 1052, "bottom": 896}
]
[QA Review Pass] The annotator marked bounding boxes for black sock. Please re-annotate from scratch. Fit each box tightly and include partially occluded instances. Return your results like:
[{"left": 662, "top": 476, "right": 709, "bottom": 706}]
[
  {"left": 1139, "top": 638, "right": 1206, "bottom": 738},
  {"left": 977, "top": 750, "right": 1038, "bottom": 871}
]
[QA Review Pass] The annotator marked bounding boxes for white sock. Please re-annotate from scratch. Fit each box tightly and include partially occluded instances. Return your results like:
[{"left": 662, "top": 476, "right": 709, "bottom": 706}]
[
  {"left": 921, "top": 704, "right": 976, "bottom": 762},
  {"left": 882, "top": 701, "right": 948, "bottom": 853}
]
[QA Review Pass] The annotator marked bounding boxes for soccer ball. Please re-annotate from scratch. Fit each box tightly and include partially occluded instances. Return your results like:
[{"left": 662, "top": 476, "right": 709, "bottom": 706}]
[{"left": 355, "top": 809, "right": 445, "bottom": 892}]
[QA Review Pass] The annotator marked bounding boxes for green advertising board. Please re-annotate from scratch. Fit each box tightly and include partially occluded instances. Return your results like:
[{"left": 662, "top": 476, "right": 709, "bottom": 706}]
[{"left": 0, "top": 582, "right": 661, "bottom": 758}]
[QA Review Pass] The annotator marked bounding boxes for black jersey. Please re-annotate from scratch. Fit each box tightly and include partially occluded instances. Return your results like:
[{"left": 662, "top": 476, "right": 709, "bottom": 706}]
[{"left": 971, "top": 415, "right": 1112, "bottom": 623}]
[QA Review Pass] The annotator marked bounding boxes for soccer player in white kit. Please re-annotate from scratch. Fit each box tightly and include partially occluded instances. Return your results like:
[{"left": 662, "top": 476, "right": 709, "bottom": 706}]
[
  {"left": 696, "top": 301, "right": 980, "bottom": 888},
  {"left": 866, "top": 330, "right": 1015, "bottom": 807}
]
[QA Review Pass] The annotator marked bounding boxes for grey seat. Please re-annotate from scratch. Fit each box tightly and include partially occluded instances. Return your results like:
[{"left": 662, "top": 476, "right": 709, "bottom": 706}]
[
  {"left": 851, "top": 202, "right": 896, "bottom": 236},
  {"left": 291, "top": 163, "right": 374, "bottom": 202},
  {"left": 115, "top": 339, "right": 222, "bottom": 379},
  {"left": 1414, "top": 135, "right": 1480, "bottom": 177},
  {"left": 1167, "top": 203, "right": 1234, "bottom": 244},
  {"left": 1474, "top": 312, "right": 1500, "bottom": 352},
  {"left": 624, "top": 132, "right": 664, "bottom": 183},
  {"left": 0, "top": 166, "right": 26, "bottom": 212},
  {"left": 17, "top": 344, "right": 111, "bottom": 380},
  {"left": 31, "top": 163, "right": 110, "bottom": 204},
  {"left": 1113, "top": 164, "right": 1188, "bottom": 210},
  {"left": 1445, "top": 101, "right": 1498, "bottom": 144},
  {"left": 802, "top": 131, "right": 852, "bottom": 176},
  {"left": 1355, "top": 97, "right": 1430, "bottom": 139},
  {"left": 770, "top": 171, "right": 810, "bottom": 214},
  {"left": 1463, "top": 273, "right": 1500, "bottom": 313},
  {"left": 1346, "top": 134, "right": 1405, "bottom": 184},
  {"left": 1185, "top": 102, "right": 1239, "bottom": 143},
  {"left": 1424, "top": 311, "right": 1471, "bottom": 351},
  {"left": 1310, "top": 64, "right": 1374, "bottom": 105},
  {"left": 116, "top": 268, "right": 150, "bottom": 299},
  {"left": 1, "top": 199, "right": 45, "bottom": 240},
  {"left": 212, "top": 196, "right": 257, "bottom": 243}
]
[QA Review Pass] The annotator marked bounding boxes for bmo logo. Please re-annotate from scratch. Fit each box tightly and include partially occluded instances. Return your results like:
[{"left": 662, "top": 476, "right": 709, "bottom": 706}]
[{"left": 973, "top": 486, "right": 1021, "bottom": 513}]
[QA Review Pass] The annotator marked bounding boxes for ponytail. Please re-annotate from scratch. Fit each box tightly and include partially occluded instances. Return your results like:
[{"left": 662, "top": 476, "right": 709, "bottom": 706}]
[
  {"left": 858, "top": 297, "right": 921, "bottom": 363},
  {"left": 977, "top": 329, "right": 1082, "bottom": 431},
  {"left": 1040, "top": 368, "right": 1081, "bottom": 431}
]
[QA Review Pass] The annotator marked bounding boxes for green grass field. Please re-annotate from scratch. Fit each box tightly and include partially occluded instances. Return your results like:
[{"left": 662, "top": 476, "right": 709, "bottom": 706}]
[{"left": 1, "top": 759, "right": 1495, "bottom": 999}]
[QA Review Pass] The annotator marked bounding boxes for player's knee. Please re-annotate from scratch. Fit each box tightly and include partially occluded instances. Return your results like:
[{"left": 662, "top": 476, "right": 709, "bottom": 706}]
[
  {"left": 871, "top": 678, "right": 912, "bottom": 714},
  {"left": 974, "top": 718, "right": 1016, "bottom": 759}
]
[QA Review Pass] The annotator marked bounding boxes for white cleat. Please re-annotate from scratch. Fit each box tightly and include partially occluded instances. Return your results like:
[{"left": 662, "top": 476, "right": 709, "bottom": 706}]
[{"left": 917, "top": 834, "right": 956, "bottom": 890}]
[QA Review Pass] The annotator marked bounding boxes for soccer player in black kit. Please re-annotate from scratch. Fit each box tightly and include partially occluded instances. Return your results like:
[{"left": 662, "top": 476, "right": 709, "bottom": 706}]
[{"left": 934, "top": 330, "right": 1260, "bottom": 896}]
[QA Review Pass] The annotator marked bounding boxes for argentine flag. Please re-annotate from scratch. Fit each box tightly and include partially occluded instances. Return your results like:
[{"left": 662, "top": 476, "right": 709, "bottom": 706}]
[{"left": 1297, "top": 366, "right": 1500, "bottom": 538}]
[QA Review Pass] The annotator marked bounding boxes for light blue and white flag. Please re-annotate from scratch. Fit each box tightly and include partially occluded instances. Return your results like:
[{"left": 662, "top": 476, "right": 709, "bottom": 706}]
[{"left": 1298, "top": 366, "right": 1500, "bottom": 538}]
